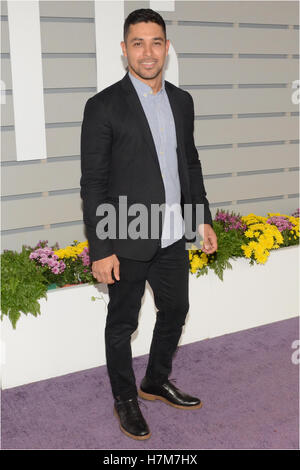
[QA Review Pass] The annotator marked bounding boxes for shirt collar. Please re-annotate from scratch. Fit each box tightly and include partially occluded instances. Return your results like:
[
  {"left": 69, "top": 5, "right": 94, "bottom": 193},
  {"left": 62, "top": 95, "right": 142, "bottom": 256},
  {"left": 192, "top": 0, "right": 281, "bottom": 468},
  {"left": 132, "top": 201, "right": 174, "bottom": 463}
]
[{"left": 128, "top": 70, "right": 165, "bottom": 97}]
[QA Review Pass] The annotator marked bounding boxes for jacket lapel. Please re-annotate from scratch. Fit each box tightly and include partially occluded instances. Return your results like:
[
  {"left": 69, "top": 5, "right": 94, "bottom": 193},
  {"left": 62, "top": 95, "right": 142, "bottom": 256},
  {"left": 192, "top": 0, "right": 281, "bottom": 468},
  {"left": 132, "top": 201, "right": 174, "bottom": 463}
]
[{"left": 164, "top": 80, "right": 187, "bottom": 169}]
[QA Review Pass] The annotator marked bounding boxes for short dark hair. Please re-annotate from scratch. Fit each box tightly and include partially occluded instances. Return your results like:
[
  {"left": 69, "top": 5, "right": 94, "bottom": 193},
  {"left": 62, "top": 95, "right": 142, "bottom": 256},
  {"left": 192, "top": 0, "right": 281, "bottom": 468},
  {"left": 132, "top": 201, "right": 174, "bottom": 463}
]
[{"left": 123, "top": 8, "right": 166, "bottom": 44}]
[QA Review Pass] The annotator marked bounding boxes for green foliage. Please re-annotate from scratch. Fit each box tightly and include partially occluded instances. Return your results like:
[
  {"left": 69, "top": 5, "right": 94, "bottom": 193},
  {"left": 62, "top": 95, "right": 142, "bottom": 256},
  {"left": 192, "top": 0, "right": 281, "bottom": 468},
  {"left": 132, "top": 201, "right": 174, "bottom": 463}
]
[
  {"left": 1, "top": 246, "right": 48, "bottom": 329},
  {"left": 1, "top": 208, "right": 299, "bottom": 328},
  {"left": 26, "top": 240, "right": 96, "bottom": 288},
  {"left": 197, "top": 221, "right": 246, "bottom": 281}
]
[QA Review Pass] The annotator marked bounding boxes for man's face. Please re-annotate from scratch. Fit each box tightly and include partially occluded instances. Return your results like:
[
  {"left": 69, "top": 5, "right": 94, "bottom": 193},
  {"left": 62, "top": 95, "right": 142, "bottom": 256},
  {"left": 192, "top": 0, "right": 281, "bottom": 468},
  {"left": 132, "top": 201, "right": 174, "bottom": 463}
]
[{"left": 121, "top": 21, "right": 170, "bottom": 81}]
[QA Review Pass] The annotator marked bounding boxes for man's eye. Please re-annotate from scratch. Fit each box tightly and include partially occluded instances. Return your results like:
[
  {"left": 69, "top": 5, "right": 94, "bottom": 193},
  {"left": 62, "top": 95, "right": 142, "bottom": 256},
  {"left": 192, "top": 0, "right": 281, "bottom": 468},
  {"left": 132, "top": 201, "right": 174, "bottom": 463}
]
[{"left": 134, "top": 42, "right": 141, "bottom": 46}]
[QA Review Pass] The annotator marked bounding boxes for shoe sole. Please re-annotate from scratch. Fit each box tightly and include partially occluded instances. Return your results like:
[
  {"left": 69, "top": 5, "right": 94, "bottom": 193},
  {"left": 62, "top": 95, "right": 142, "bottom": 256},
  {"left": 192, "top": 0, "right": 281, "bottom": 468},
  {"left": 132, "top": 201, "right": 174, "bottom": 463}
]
[
  {"left": 138, "top": 389, "right": 203, "bottom": 410},
  {"left": 113, "top": 407, "right": 152, "bottom": 440}
]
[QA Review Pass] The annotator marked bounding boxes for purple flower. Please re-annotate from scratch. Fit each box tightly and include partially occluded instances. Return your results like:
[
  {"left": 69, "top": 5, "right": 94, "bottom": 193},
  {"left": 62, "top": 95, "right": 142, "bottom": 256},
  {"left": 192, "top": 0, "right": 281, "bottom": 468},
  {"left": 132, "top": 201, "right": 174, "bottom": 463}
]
[
  {"left": 266, "top": 216, "right": 293, "bottom": 232},
  {"left": 78, "top": 247, "right": 91, "bottom": 266},
  {"left": 29, "top": 245, "right": 66, "bottom": 274},
  {"left": 214, "top": 210, "right": 247, "bottom": 232}
]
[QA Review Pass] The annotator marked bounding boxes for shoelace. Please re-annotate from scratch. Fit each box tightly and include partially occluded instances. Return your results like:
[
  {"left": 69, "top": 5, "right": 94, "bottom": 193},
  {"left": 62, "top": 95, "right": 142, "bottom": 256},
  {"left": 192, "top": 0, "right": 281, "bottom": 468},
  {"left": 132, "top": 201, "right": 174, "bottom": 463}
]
[
  {"left": 117, "top": 397, "right": 148, "bottom": 416},
  {"left": 127, "top": 398, "right": 148, "bottom": 418},
  {"left": 117, "top": 377, "right": 179, "bottom": 414}
]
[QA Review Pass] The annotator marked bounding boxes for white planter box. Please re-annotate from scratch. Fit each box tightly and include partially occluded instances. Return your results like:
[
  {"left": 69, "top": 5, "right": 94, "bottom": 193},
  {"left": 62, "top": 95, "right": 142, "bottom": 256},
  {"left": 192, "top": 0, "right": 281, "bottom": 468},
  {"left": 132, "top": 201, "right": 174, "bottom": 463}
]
[{"left": 1, "top": 245, "right": 298, "bottom": 389}]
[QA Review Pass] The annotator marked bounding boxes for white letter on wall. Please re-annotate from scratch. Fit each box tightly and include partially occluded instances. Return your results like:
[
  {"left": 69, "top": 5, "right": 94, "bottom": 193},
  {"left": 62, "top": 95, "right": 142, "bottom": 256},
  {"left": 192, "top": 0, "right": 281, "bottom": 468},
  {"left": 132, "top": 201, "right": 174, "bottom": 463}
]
[
  {"left": 94, "top": 0, "right": 125, "bottom": 91},
  {"left": 7, "top": 0, "right": 46, "bottom": 161}
]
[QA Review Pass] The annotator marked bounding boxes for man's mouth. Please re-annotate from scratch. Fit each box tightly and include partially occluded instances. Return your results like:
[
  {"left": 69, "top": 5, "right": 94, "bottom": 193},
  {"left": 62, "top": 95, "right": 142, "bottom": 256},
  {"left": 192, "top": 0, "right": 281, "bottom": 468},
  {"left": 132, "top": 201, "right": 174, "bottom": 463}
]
[{"left": 141, "top": 61, "right": 156, "bottom": 68}]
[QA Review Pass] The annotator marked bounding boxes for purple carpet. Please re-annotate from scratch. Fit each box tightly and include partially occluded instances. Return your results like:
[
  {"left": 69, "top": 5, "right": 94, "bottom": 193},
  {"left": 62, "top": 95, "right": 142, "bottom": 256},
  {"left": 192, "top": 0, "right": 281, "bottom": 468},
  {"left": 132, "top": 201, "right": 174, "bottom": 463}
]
[{"left": 1, "top": 317, "right": 299, "bottom": 450}]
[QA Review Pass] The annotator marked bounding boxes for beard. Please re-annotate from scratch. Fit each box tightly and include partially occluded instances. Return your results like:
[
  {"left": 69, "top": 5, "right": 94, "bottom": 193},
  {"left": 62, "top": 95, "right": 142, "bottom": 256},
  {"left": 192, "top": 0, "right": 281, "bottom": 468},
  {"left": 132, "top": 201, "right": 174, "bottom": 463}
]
[{"left": 129, "top": 62, "right": 163, "bottom": 81}]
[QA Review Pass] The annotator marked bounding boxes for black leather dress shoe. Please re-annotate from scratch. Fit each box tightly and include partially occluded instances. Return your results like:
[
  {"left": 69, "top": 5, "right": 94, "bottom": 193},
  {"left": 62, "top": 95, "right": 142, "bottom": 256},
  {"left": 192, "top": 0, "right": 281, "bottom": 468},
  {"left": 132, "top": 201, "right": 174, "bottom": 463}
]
[
  {"left": 113, "top": 396, "right": 151, "bottom": 440},
  {"left": 138, "top": 376, "right": 203, "bottom": 409}
]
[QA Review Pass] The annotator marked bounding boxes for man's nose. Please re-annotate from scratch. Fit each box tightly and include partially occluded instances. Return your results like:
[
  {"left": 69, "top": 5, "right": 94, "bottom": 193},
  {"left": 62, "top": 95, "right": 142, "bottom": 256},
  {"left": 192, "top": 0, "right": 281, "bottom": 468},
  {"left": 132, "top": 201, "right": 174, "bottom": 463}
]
[{"left": 143, "top": 43, "right": 153, "bottom": 56}]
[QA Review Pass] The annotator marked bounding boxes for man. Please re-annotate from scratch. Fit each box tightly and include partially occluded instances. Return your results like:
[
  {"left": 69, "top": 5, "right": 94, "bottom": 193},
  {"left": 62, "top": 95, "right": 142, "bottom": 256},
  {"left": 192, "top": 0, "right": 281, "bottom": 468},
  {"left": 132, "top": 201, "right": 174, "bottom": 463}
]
[{"left": 80, "top": 9, "right": 217, "bottom": 441}]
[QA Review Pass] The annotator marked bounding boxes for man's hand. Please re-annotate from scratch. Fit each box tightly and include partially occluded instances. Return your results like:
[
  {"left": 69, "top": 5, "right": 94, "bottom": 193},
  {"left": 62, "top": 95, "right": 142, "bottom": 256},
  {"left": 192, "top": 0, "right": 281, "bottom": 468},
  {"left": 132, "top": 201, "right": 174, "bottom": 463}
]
[
  {"left": 198, "top": 224, "right": 218, "bottom": 255},
  {"left": 92, "top": 254, "right": 120, "bottom": 284}
]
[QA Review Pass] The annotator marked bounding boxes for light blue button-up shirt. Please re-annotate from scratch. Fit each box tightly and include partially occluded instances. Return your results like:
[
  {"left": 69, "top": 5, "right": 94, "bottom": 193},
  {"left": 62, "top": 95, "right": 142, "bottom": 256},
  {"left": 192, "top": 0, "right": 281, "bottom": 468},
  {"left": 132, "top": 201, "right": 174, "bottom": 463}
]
[{"left": 128, "top": 71, "right": 185, "bottom": 248}]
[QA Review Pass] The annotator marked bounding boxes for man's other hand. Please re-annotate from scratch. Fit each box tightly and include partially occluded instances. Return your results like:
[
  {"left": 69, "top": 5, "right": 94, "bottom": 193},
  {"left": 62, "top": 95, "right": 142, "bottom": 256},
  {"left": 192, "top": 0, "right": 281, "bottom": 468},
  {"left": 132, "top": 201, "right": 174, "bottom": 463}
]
[
  {"left": 92, "top": 254, "right": 120, "bottom": 284},
  {"left": 198, "top": 224, "right": 218, "bottom": 255}
]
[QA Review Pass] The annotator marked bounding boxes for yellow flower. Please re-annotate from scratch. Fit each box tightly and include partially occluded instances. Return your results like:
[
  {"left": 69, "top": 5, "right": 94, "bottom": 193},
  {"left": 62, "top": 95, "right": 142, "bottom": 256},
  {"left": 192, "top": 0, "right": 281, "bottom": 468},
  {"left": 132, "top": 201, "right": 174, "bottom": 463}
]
[{"left": 245, "top": 230, "right": 254, "bottom": 238}]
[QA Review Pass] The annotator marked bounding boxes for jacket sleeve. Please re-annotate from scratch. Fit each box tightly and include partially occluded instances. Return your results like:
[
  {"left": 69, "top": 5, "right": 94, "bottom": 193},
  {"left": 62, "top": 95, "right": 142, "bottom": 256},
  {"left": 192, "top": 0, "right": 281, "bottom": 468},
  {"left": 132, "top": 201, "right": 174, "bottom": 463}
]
[
  {"left": 185, "top": 92, "right": 213, "bottom": 227},
  {"left": 80, "top": 96, "right": 114, "bottom": 262}
]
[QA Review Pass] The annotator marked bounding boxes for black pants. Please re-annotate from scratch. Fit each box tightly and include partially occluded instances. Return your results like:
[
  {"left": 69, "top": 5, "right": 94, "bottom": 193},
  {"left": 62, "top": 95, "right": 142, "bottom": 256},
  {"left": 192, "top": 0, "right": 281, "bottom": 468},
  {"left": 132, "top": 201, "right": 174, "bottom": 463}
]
[{"left": 105, "top": 235, "right": 190, "bottom": 401}]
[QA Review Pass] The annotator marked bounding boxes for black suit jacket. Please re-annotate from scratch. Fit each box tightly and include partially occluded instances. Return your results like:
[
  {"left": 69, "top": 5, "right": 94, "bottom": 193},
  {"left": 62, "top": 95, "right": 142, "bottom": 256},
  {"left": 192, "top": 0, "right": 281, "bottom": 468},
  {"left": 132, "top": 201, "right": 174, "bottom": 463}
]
[{"left": 80, "top": 71, "right": 213, "bottom": 263}]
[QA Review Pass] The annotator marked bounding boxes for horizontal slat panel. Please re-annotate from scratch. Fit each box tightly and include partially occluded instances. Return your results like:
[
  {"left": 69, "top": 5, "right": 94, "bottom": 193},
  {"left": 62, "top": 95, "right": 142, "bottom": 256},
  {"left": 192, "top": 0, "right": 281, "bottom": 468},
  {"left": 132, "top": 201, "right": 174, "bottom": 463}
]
[
  {"left": 210, "top": 198, "right": 299, "bottom": 220},
  {"left": 2, "top": 170, "right": 298, "bottom": 231},
  {"left": 3, "top": 117, "right": 298, "bottom": 164},
  {"left": 46, "top": 126, "right": 81, "bottom": 158},
  {"left": 189, "top": 88, "right": 297, "bottom": 115},
  {"left": 162, "top": 1, "right": 299, "bottom": 24},
  {"left": 199, "top": 144, "right": 299, "bottom": 175},
  {"left": 179, "top": 58, "right": 299, "bottom": 85},
  {"left": 205, "top": 171, "right": 299, "bottom": 202},
  {"left": 2, "top": 193, "right": 82, "bottom": 230},
  {"left": 168, "top": 24, "right": 299, "bottom": 54},
  {"left": 3, "top": 145, "right": 298, "bottom": 197},
  {"left": 2, "top": 92, "right": 92, "bottom": 126},
  {"left": 3, "top": 56, "right": 297, "bottom": 90},
  {"left": 3, "top": 87, "right": 298, "bottom": 126},
  {"left": 40, "top": 0, "right": 94, "bottom": 18},
  {"left": 2, "top": 6, "right": 299, "bottom": 55},
  {"left": 38, "top": 22, "right": 298, "bottom": 55},
  {"left": 4, "top": 86, "right": 299, "bottom": 127},
  {"left": 2, "top": 139, "right": 298, "bottom": 186},
  {"left": 1, "top": 129, "right": 16, "bottom": 162},
  {"left": 1, "top": 0, "right": 94, "bottom": 18},
  {"left": 4, "top": 85, "right": 299, "bottom": 129},
  {"left": 1, "top": 15, "right": 9, "bottom": 53},
  {"left": 1, "top": 95, "right": 14, "bottom": 126},
  {"left": 1, "top": 223, "right": 87, "bottom": 253},
  {"left": 194, "top": 116, "right": 299, "bottom": 146},
  {"left": 2, "top": 160, "right": 81, "bottom": 196},
  {"left": 2, "top": 114, "right": 298, "bottom": 164},
  {"left": 43, "top": 92, "right": 92, "bottom": 123},
  {"left": 40, "top": 22, "right": 95, "bottom": 53},
  {"left": 1, "top": 57, "right": 97, "bottom": 89},
  {"left": 2, "top": 126, "right": 81, "bottom": 162},
  {"left": 1, "top": 57, "right": 12, "bottom": 91},
  {"left": 0, "top": 0, "right": 6, "bottom": 15},
  {"left": 1, "top": 10, "right": 95, "bottom": 54},
  {"left": 36, "top": 22, "right": 299, "bottom": 56},
  {"left": 3, "top": 0, "right": 298, "bottom": 24},
  {"left": 43, "top": 57, "right": 97, "bottom": 88}
]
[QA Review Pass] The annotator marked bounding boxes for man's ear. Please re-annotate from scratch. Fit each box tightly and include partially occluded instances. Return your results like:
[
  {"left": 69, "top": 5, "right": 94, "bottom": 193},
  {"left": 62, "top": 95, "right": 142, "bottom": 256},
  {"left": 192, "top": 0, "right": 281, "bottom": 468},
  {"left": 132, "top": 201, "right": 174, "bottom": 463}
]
[
  {"left": 120, "top": 41, "right": 127, "bottom": 57},
  {"left": 165, "top": 39, "right": 170, "bottom": 55}
]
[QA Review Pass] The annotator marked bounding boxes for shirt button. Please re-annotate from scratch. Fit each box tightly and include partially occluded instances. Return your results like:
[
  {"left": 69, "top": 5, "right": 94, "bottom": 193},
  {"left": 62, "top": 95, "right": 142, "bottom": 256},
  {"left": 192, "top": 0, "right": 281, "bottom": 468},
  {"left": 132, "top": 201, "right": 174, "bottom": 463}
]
[
  {"left": 160, "top": 151, "right": 164, "bottom": 154},
  {"left": 143, "top": 93, "right": 147, "bottom": 97}
]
